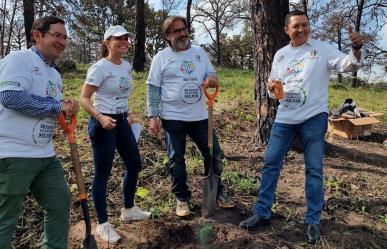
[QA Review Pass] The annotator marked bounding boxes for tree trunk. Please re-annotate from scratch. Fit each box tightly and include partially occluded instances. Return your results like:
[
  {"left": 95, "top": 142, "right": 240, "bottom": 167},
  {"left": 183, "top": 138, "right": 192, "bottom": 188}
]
[
  {"left": 186, "top": 0, "right": 192, "bottom": 33},
  {"left": 251, "top": 0, "right": 289, "bottom": 145},
  {"left": 337, "top": 25, "right": 342, "bottom": 83},
  {"left": 302, "top": 0, "right": 308, "bottom": 17},
  {"left": 5, "top": 0, "right": 18, "bottom": 55},
  {"left": 1, "top": 0, "right": 7, "bottom": 57},
  {"left": 115, "top": 0, "right": 125, "bottom": 25},
  {"left": 133, "top": 0, "right": 146, "bottom": 72},
  {"left": 351, "top": 0, "right": 364, "bottom": 88},
  {"left": 23, "top": 0, "right": 34, "bottom": 49}
]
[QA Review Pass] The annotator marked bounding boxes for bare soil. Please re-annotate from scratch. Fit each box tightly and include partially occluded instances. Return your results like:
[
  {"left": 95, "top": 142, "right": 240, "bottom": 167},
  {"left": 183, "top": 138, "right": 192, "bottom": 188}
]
[{"left": 13, "top": 106, "right": 387, "bottom": 249}]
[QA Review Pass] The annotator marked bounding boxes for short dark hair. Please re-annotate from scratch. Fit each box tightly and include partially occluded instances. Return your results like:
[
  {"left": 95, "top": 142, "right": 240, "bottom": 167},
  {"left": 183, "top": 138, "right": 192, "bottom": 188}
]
[
  {"left": 31, "top": 16, "right": 65, "bottom": 44},
  {"left": 285, "top": 10, "right": 308, "bottom": 26}
]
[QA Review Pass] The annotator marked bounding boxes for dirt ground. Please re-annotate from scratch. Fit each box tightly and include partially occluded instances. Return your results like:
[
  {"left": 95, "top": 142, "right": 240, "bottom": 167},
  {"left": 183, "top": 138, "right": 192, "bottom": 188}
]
[
  {"left": 12, "top": 107, "right": 386, "bottom": 249},
  {"left": 66, "top": 110, "right": 386, "bottom": 249}
]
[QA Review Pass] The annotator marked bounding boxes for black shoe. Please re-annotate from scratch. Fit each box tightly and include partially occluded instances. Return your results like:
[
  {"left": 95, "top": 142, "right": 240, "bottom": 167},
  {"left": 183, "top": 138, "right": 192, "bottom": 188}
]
[
  {"left": 239, "top": 214, "right": 270, "bottom": 231},
  {"left": 305, "top": 223, "right": 320, "bottom": 245}
]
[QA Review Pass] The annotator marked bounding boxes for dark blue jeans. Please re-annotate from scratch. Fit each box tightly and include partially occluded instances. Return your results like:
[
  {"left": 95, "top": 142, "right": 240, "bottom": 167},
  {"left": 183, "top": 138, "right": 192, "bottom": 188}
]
[
  {"left": 254, "top": 112, "right": 328, "bottom": 224},
  {"left": 161, "top": 119, "right": 223, "bottom": 201},
  {"left": 88, "top": 113, "right": 141, "bottom": 224}
]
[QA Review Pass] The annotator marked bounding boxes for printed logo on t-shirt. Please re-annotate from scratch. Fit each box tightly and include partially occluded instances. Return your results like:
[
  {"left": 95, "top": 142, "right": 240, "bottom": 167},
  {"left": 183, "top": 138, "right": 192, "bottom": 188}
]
[
  {"left": 46, "top": 80, "right": 59, "bottom": 98},
  {"left": 309, "top": 50, "right": 319, "bottom": 59},
  {"left": 283, "top": 85, "right": 306, "bottom": 110},
  {"left": 180, "top": 83, "right": 202, "bottom": 104},
  {"left": 287, "top": 59, "right": 304, "bottom": 77},
  {"left": 180, "top": 60, "right": 195, "bottom": 76},
  {"left": 0, "top": 81, "right": 20, "bottom": 88},
  {"left": 33, "top": 67, "right": 42, "bottom": 75},
  {"left": 195, "top": 55, "right": 201, "bottom": 63},
  {"left": 278, "top": 55, "right": 285, "bottom": 63},
  {"left": 118, "top": 76, "right": 130, "bottom": 94},
  {"left": 32, "top": 118, "right": 56, "bottom": 146}
]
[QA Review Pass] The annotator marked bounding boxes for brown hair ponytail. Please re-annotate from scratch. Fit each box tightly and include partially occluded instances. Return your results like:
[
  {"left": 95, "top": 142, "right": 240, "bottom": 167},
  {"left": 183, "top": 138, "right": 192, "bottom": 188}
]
[{"left": 98, "top": 40, "right": 110, "bottom": 59}]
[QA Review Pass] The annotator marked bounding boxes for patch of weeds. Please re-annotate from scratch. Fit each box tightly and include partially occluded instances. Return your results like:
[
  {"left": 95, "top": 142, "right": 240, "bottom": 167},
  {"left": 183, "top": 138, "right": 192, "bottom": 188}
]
[
  {"left": 186, "top": 156, "right": 204, "bottom": 176},
  {"left": 377, "top": 214, "right": 387, "bottom": 224},
  {"left": 197, "top": 223, "right": 213, "bottom": 248},
  {"left": 325, "top": 176, "right": 340, "bottom": 196},
  {"left": 222, "top": 171, "right": 257, "bottom": 194}
]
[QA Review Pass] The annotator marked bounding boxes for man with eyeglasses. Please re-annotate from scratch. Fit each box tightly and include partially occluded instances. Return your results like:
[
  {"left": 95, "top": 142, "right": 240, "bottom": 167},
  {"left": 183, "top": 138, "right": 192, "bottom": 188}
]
[
  {"left": 147, "top": 16, "right": 235, "bottom": 217},
  {"left": 0, "top": 16, "right": 79, "bottom": 248}
]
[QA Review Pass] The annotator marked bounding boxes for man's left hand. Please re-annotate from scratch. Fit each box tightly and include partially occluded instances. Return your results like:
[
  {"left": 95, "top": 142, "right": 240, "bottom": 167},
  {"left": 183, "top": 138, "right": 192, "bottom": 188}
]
[{"left": 203, "top": 76, "right": 218, "bottom": 88}]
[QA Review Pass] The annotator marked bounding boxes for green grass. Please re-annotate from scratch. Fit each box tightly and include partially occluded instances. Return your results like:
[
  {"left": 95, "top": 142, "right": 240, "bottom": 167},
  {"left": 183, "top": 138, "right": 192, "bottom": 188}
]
[{"left": 61, "top": 65, "right": 386, "bottom": 124}]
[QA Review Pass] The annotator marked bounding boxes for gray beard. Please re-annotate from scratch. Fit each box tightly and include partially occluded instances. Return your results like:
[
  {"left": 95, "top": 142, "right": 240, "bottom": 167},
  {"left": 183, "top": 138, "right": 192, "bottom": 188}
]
[{"left": 175, "top": 39, "right": 189, "bottom": 50}]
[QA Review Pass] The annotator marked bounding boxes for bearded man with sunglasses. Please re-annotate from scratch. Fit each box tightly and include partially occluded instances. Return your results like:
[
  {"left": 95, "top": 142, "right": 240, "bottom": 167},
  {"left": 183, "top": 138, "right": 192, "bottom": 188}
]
[
  {"left": 0, "top": 16, "right": 79, "bottom": 248},
  {"left": 147, "top": 16, "right": 236, "bottom": 217}
]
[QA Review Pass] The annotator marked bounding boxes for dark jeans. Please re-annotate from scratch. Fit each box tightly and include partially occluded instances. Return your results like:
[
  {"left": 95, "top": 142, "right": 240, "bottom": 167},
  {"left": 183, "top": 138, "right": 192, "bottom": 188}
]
[
  {"left": 161, "top": 119, "right": 224, "bottom": 201},
  {"left": 254, "top": 112, "right": 328, "bottom": 224},
  {"left": 88, "top": 113, "right": 141, "bottom": 224}
]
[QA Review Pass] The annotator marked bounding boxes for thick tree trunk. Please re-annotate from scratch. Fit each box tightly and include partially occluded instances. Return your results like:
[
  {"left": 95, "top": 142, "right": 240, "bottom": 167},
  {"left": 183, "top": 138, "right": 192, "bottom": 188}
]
[
  {"left": 23, "top": 0, "right": 34, "bottom": 48},
  {"left": 186, "top": 0, "right": 192, "bottom": 33},
  {"left": 133, "top": 0, "right": 146, "bottom": 72},
  {"left": 251, "top": 0, "right": 289, "bottom": 145}
]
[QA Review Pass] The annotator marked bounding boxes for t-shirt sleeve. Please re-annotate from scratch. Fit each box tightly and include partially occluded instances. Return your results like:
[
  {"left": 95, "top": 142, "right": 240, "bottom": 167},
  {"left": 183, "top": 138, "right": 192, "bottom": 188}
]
[
  {"left": 0, "top": 52, "right": 31, "bottom": 92},
  {"left": 202, "top": 48, "right": 216, "bottom": 78},
  {"left": 325, "top": 42, "right": 361, "bottom": 72},
  {"left": 146, "top": 53, "right": 162, "bottom": 87},
  {"left": 85, "top": 63, "right": 104, "bottom": 87}
]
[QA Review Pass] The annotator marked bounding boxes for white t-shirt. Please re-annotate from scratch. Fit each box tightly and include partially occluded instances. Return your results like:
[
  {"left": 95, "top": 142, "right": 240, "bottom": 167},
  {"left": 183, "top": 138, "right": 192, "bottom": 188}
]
[
  {"left": 147, "top": 45, "right": 216, "bottom": 121},
  {"left": 85, "top": 58, "right": 134, "bottom": 114},
  {"left": 0, "top": 49, "right": 62, "bottom": 158},
  {"left": 270, "top": 38, "right": 361, "bottom": 124}
]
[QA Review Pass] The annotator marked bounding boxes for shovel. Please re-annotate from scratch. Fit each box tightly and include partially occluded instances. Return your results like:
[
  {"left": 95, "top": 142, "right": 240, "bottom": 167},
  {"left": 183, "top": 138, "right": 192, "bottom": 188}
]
[
  {"left": 201, "top": 83, "right": 219, "bottom": 218},
  {"left": 58, "top": 113, "right": 98, "bottom": 249}
]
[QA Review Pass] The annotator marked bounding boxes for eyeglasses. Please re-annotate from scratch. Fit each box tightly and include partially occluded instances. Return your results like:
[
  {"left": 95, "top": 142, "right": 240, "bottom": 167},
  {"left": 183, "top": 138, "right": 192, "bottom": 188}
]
[
  {"left": 169, "top": 27, "right": 188, "bottom": 35},
  {"left": 44, "top": 31, "right": 68, "bottom": 40}
]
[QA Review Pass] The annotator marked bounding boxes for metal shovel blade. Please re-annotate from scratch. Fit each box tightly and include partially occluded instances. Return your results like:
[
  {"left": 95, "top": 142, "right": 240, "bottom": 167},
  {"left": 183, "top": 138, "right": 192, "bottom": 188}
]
[
  {"left": 80, "top": 199, "right": 98, "bottom": 249},
  {"left": 83, "top": 234, "right": 98, "bottom": 249},
  {"left": 201, "top": 171, "right": 219, "bottom": 218}
]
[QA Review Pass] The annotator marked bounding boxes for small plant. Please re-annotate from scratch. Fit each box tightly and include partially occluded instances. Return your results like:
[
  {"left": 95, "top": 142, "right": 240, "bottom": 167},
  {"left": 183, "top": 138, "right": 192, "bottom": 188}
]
[
  {"left": 325, "top": 176, "right": 341, "bottom": 196},
  {"left": 198, "top": 223, "right": 213, "bottom": 248},
  {"left": 377, "top": 214, "right": 387, "bottom": 224}
]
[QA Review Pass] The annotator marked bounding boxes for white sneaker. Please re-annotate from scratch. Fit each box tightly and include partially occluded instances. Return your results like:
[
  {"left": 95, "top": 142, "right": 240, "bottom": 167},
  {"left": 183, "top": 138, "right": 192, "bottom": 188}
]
[
  {"left": 176, "top": 200, "right": 190, "bottom": 217},
  {"left": 120, "top": 206, "right": 151, "bottom": 222},
  {"left": 95, "top": 222, "right": 121, "bottom": 244}
]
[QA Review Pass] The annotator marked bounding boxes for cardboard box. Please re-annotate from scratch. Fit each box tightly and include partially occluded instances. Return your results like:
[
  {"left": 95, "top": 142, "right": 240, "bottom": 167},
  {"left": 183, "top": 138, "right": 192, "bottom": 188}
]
[{"left": 327, "top": 111, "right": 383, "bottom": 141}]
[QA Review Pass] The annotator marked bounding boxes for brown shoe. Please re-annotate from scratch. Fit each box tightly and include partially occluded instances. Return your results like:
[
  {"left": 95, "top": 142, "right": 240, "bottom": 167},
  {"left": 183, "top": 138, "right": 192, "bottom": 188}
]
[
  {"left": 217, "top": 194, "right": 236, "bottom": 209},
  {"left": 176, "top": 200, "right": 190, "bottom": 217}
]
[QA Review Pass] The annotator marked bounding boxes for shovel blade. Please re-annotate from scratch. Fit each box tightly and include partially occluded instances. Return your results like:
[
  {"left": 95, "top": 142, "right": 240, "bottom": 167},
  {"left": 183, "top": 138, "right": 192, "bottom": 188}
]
[
  {"left": 83, "top": 234, "right": 98, "bottom": 249},
  {"left": 201, "top": 172, "right": 219, "bottom": 218}
]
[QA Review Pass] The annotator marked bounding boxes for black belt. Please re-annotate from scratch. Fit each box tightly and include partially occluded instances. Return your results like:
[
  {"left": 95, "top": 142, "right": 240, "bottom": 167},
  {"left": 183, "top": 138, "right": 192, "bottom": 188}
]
[{"left": 101, "top": 112, "right": 128, "bottom": 120}]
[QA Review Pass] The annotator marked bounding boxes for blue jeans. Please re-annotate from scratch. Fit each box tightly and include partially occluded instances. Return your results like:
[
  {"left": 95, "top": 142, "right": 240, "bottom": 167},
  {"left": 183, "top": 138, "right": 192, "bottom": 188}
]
[
  {"left": 88, "top": 113, "right": 141, "bottom": 224},
  {"left": 161, "top": 119, "right": 224, "bottom": 201},
  {"left": 254, "top": 112, "right": 328, "bottom": 224}
]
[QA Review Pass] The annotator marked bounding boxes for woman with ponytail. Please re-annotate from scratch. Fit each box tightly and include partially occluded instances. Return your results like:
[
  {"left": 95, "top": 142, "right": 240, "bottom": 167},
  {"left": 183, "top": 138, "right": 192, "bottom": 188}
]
[{"left": 80, "top": 25, "right": 150, "bottom": 244}]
